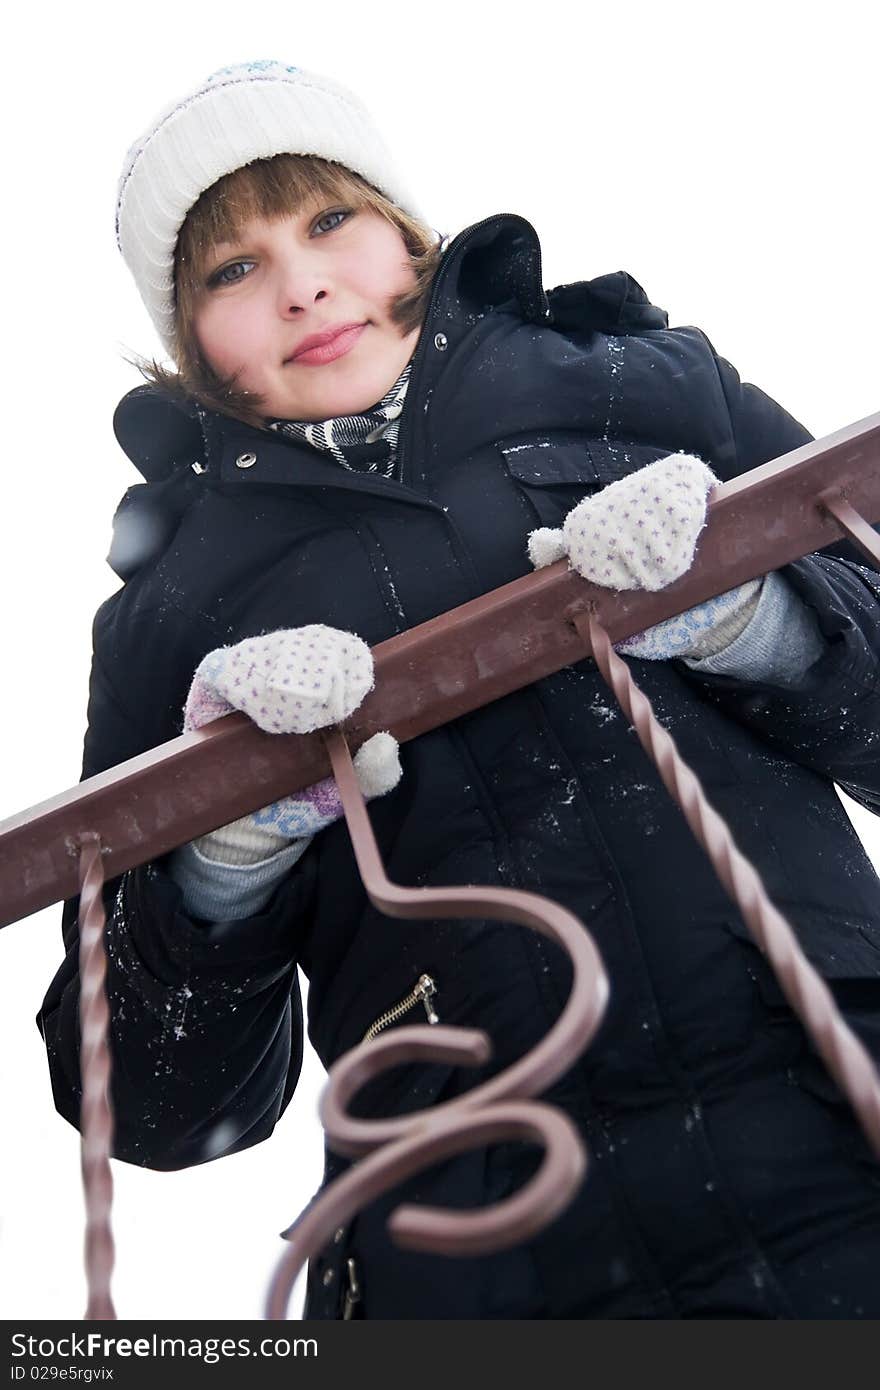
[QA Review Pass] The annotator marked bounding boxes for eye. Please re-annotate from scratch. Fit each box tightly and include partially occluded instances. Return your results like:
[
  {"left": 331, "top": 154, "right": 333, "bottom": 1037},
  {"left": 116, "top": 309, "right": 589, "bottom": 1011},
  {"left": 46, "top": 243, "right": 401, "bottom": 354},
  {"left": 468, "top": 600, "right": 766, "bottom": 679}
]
[
  {"left": 207, "top": 259, "right": 256, "bottom": 289},
  {"left": 312, "top": 208, "right": 352, "bottom": 235}
]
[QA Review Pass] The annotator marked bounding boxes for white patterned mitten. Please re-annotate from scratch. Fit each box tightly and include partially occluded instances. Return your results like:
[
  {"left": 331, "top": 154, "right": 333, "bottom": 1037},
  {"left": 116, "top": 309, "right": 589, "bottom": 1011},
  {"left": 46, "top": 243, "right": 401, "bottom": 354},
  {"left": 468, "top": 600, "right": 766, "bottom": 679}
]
[
  {"left": 183, "top": 625, "right": 399, "bottom": 864},
  {"left": 528, "top": 453, "right": 765, "bottom": 660},
  {"left": 184, "top": 624, "right": 375, "bottom": 735}
]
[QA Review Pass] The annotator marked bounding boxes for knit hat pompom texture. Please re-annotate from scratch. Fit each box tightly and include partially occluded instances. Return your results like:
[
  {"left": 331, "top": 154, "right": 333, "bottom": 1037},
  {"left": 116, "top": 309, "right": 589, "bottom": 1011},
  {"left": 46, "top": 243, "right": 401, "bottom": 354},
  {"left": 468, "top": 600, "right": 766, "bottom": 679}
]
[{"left": 116, "top": 60, "right": 427, "bottom": 354}]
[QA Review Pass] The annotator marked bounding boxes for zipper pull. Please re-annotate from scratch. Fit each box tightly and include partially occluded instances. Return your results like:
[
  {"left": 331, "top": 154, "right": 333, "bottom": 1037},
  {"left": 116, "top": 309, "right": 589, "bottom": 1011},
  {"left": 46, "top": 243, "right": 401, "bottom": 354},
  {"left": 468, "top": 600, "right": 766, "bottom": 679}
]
[
  {"left": 416, "top": 973, "right": 439, "bottom": 1024},
  {"left": 361, "top": 972, "right": 440, "bottom": 1043},
  {"left": 341, "top": 1257, "right": 361, "bottom": 1319}
]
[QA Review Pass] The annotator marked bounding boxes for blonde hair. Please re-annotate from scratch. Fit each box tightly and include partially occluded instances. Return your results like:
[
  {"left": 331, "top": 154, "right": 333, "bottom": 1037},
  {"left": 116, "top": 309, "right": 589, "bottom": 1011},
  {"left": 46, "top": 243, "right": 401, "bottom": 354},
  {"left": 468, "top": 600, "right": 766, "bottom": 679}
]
[{"left": 135, "top": 154, "right": 441, "bottom": 427}]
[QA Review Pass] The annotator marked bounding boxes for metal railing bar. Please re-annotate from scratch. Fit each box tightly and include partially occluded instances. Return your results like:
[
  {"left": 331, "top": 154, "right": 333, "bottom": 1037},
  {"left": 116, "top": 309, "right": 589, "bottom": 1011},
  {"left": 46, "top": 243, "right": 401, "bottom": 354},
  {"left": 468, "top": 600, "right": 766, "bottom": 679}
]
[{"left": 2, "top": 415, "right": 878, "bottom": 930}]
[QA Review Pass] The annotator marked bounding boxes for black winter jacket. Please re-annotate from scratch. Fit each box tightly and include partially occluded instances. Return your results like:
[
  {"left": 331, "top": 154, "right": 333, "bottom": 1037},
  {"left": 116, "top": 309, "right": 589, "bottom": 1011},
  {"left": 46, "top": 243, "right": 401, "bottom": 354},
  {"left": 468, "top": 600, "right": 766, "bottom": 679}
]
[{"left": 40, "top": 214, "right": 880, "bottom": 1319}]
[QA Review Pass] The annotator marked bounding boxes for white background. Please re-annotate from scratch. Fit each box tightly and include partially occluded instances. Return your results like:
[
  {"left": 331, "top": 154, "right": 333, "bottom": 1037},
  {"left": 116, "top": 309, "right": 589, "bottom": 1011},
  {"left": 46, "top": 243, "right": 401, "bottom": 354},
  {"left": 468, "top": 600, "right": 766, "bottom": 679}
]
[{"left": 0, "top": 0, "right": 877, "bottom": 1322}]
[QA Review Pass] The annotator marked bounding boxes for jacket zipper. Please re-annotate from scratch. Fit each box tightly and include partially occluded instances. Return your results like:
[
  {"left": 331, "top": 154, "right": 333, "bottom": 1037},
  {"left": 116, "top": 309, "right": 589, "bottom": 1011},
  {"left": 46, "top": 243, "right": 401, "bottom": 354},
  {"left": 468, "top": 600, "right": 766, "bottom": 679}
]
[
  {"left": 341, "top": 1257, "right": 361, "bottom": 1319},
  {"left": 397, "top": 213, "right": 548, "bottom": 486},
  {"left": 360, "top": 973, "right": 439, "bottom": 1043},
  {"left": 343, "top": 974, "right": 439, "bottom": 1316}
]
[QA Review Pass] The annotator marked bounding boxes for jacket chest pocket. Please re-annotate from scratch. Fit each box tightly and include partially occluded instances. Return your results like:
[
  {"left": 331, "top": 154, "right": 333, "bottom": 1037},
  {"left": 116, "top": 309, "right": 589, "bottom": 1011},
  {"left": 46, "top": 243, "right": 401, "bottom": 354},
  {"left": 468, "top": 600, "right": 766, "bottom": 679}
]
[
  {"left": 498, "top": 437, "right": 672, "bottom": 530},
  {"left": 725, "top": 907, "right": 880, "bottom": 1001}
]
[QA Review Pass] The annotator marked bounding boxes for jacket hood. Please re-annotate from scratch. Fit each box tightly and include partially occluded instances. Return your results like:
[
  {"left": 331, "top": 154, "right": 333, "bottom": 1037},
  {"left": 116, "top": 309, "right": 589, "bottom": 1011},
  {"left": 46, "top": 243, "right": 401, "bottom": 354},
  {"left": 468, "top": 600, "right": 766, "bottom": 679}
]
[{"left": 112, "top": 212, "right": 669, "bottom": 485}]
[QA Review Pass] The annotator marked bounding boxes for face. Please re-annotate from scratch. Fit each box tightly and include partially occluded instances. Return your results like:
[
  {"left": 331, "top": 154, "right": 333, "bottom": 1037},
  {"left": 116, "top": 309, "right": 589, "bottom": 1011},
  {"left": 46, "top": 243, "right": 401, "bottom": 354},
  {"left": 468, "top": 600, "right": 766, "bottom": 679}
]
[{"left": 191, "top": 201, "right": 422, "bottom": 421}]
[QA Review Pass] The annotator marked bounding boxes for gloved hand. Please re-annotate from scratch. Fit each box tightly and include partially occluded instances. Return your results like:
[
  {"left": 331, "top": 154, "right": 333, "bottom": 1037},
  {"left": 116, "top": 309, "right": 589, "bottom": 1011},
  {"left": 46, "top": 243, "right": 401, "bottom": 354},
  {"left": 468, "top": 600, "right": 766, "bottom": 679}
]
[
  {"left": 184, "top": 624, "right": 376, "bottom": 734},
  {"left": 183, "top": 625, "right": 401, "bottom": 864},
  {"left": 527, "top": 453, "right": 764, "bottom": 660}
]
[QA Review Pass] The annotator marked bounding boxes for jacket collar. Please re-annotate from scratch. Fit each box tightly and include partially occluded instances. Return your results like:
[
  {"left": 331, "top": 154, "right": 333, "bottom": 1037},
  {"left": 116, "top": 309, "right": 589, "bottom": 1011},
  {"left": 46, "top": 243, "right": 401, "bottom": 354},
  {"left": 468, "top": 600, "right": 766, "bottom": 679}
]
[{"left": 113, "top": 212, "right": 666, "bottom": 483}]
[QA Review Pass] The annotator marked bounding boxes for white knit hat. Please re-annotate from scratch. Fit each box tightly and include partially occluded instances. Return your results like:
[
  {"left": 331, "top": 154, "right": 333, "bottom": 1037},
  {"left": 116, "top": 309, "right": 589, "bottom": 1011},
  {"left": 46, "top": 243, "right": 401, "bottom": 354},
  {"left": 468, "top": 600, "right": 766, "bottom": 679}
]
[{"left": 116, "top": 60, "right": 429, "bottom": 355}]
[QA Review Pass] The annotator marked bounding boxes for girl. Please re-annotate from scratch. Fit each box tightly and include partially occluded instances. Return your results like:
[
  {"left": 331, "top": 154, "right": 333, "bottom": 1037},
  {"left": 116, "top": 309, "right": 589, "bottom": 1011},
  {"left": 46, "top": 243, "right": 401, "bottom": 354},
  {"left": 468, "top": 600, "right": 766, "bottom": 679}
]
[{"left": 39, "top": 60, "right": 880, "bottom": 1319}]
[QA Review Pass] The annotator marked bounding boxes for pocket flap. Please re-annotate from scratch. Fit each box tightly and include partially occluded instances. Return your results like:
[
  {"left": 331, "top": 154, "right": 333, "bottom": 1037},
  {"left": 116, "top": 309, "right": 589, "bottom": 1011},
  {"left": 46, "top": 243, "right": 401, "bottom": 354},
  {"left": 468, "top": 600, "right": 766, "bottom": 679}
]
[
  {"left": 500, "top": 438, "right": 671, "bottom": 489},
  {"left": 725, "top": 908, "right": 880, "bottom": 981}
]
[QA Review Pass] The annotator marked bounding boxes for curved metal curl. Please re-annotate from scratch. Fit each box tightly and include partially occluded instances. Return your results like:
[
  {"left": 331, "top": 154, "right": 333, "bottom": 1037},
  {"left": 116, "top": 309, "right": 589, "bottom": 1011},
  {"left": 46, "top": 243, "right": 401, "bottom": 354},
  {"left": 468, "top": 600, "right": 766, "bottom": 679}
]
[
  {"left": 266, "top": 1100, "right": 585, "bottom": 1319},
  {"left": 264, "top": 727, "right": 610, "bottom": 1320}
]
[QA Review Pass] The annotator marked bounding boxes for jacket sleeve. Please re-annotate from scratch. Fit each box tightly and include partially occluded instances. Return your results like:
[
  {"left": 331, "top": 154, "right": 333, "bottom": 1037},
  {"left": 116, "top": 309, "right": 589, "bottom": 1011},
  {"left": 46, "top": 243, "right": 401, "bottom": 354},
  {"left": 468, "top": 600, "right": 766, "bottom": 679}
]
[
  {"left": 36, "top": 626, "right": 318, "bottom": 1172},
  {"left": 674, "top": 342, "right": 880, "bottom": 818}
]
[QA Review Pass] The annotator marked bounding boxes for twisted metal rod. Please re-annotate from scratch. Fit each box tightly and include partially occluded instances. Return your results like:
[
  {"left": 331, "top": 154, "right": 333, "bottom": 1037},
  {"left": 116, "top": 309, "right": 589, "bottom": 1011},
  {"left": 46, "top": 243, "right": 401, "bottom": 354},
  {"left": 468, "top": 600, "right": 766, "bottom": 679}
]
[
  {"left": 75, "top": 833, "right": 116, "bottom": 1320},
  {"left": 263, "top": 728, "right": 609, "bottom": 1319},
  {"left": 577, "top": 609, "right": 880, "bottom": 1159}
]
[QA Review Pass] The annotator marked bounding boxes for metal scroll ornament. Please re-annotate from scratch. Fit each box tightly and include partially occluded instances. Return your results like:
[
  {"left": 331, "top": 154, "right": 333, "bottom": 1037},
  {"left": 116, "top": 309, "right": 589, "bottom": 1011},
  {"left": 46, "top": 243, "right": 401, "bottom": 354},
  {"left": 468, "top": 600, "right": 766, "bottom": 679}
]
[{"left": 264, "top": 727, "right": 610, "bottom": 1318}]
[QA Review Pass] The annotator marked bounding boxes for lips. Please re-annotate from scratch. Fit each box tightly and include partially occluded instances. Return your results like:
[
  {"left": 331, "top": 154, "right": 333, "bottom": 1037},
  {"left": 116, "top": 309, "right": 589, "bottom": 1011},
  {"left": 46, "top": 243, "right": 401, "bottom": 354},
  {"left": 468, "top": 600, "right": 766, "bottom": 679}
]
[{"left": 286, "top": 322, "right": 367, "bottom": 366}]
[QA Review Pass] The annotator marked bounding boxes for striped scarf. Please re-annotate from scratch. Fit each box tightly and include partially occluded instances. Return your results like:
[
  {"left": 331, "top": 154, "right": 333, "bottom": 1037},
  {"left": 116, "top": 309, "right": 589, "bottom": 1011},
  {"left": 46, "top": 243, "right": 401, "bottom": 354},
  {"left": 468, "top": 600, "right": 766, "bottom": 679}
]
[{"left": 267, "top": 361, "right": 412, "bottom": 480}]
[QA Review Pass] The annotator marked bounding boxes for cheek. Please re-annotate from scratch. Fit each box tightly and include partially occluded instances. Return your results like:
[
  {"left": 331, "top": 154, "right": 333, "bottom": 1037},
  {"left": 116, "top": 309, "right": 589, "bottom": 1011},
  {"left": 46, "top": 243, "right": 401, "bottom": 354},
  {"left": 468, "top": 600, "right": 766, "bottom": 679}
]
[
  {"left": 196, "top": 304, "right": 265, "bottom": 378},
  {"left": 358, "top": 229, "right": 416, "bottom": 301},
  {"left": 364, "top": 256, "right": 414, "bottom": 308}
]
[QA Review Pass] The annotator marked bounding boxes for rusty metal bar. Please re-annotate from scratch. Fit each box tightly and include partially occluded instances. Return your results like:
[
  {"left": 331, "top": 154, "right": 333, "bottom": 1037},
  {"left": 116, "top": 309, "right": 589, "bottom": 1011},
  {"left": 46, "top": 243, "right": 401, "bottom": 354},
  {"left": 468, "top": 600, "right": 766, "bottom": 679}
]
[{"left": 2, "top": 412, "right": 879, "bottom": 929}]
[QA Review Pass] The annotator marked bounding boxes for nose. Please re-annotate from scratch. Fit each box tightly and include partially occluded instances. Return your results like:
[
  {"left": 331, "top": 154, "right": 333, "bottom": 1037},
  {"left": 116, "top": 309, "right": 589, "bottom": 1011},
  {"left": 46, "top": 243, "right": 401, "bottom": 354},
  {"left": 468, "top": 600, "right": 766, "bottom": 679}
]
[{"left": 275, "top": 254, "right": 331, "bottom": 317}]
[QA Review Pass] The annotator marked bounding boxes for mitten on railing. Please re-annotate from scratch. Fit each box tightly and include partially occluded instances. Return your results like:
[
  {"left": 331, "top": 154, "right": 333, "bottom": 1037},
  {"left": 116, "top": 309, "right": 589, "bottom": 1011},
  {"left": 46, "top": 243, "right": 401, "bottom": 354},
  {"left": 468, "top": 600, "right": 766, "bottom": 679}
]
[
  {"left": 182, "top": 625, "right": 401, "bottom": 866},
  {"left": 527, "top": 453, "right": 764, "bottom": 660}
]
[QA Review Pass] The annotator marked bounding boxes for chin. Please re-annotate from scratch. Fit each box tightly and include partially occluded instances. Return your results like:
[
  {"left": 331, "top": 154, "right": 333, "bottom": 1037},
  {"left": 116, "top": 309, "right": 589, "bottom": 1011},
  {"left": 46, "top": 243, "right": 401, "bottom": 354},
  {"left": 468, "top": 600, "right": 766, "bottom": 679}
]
[{"left": 269, "top": 360, "right": 402, "bottom": 423}]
